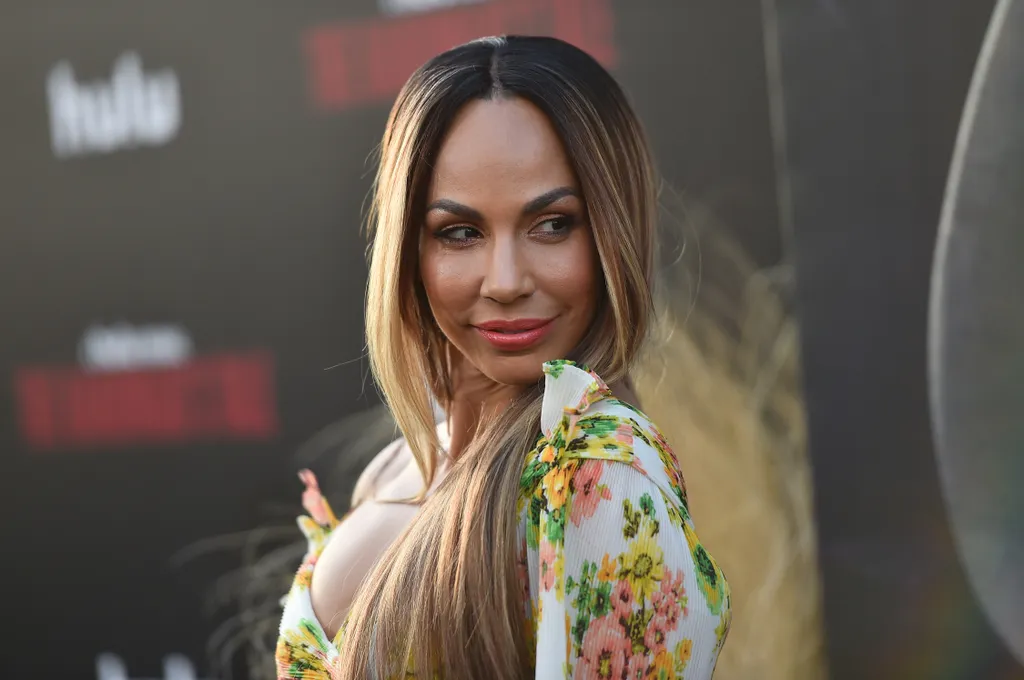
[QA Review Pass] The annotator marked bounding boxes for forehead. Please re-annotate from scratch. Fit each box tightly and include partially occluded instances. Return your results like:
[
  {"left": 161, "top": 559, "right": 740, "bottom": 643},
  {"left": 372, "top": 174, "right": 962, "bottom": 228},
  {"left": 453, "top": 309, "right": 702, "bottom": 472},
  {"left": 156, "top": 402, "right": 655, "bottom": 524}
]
[{"left": 428, "top": 97, "right": 577, "bottom": 201}]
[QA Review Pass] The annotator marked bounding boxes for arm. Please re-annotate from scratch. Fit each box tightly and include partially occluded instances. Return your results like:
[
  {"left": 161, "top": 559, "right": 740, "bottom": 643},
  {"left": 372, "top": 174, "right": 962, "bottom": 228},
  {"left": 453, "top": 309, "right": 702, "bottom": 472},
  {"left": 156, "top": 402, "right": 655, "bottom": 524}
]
[
  {"left": 350, "top": 437, "right": 408, "bottom": 508},
  {"left": 533, "top": 457, "right": 729, "bottom": 679}
]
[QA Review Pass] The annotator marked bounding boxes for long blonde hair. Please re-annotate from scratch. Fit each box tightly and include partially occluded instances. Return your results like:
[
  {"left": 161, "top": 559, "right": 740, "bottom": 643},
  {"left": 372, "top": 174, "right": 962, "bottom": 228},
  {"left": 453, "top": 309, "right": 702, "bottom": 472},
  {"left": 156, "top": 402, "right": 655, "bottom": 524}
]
[{"left": 339, "top": 36, "right": 658, "bottom": 679}]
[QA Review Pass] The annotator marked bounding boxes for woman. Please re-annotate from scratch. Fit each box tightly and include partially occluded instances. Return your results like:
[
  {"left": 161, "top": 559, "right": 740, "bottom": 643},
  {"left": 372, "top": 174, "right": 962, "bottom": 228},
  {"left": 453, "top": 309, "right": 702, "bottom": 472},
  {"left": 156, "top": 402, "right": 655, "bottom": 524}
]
[{"left": 276, "top": 35, "right": 732, "bottom": 679}]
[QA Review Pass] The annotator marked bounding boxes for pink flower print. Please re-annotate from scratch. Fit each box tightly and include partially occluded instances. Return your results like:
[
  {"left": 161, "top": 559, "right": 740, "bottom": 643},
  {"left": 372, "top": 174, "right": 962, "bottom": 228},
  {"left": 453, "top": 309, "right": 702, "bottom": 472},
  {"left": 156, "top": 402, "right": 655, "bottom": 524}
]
[
  {"left": 630, "top": 457, "right": 648, "bottom": 475},
  {"left": 650, "top": 587, "right": 668, "bottom": 616},
  {"left": 574, "top": 615, "right": 630, "bottom": 680},
  {"left": 653, "top": 429, "right": 677, "bottom": 461},
  {"left": 614, "top": 422, "right": 633, "bottom": 445},
  {"left": 539, "top": 539, "right": 557, "bottom": 591},
  {"left": 659, "top": 569, "right": 687, "bottom": 626},
  {"left": 611, "top": 579, "right": 635, "bottom": 620},
  {"left": 625, "top": 649, "right": 651, "bottom": 678},
  {"left": 570, "top": 461, "right": 613, "bottom": 526},
  {"left": 645, "top": 613, "right": 671, "bottom": 655},
  {"left": 298, "top": 469, "right": 336, "bottom": 527}
]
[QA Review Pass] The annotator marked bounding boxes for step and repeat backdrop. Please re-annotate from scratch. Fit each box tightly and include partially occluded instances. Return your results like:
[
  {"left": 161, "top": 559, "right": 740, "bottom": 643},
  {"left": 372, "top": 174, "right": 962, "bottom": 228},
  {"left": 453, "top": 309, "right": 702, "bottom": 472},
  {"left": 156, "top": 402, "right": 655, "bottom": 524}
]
[
  {"left": 2, "top": 0, "right": 1022, "bottom": 679},
  {"left": 0, "top": 2, "right": 779, "bottom": 679}
]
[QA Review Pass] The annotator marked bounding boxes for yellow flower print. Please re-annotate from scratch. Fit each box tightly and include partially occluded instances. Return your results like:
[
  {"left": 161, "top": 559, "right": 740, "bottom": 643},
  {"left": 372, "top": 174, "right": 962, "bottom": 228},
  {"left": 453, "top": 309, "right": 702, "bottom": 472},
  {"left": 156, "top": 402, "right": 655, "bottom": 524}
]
[
  {"left": 715, "top": 608, "right": 732, "bottom": 649},
  {"left": 619, "top": 530, "right": 665, "bottom": 601},
  {"left": 683, "top": 521, "right": 699, "bottom": 553},
  {"left": 276, "top": 620, "right": 331, "bottom": 680},
  {"left": 652, "top": 649, "right": 674, "bottom": 678},
  {"left": 542, "top": 464, "right": 574, "bottom": 510},
  {"left": 540, "top": 444, "right": 556, "bottom": 463},
  {"left": 294, "top": 564, "right": 313, "bottom": 591},
  {"left": 565, "top": 613, "right": 572, "bottom": 661},
  {"left": 677, "top": 638, "right": 693, "bottom": 665},
  {"left": 554, "top": 550, "right": 566, "bottom": 600},
  {"left": 597, "top": 554, "right": 617, "bottom": 582}
]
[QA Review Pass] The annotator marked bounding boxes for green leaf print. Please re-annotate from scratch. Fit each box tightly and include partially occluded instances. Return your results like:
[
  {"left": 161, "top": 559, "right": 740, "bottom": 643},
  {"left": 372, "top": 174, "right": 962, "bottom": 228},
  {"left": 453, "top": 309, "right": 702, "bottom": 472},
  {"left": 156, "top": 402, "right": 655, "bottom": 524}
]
[
  {"left": 577, "top": 414, "right": 622, "bottom": 438},
  {"left": 624, "top": 608, "right": 654, "bottom": 656},
  {"left": 622, "top": 499, "right": 641, "bottom": 539},
  {"left": 545, "top": 360, "right": 569, "bottom": 378},
  {"left": 573, "top": 570, "right": 593, "bottom": 616},
  {"left": 545, "top": 506, "right": 567, "bottom": 544},
  {"left": 568, "top": 560, "right": 609, "bottom": 656},
  {"left": 571, "top": 614, "right": 590, "bottom": 655},
  {"left": 694, "top": 544, "right": 728, "bottom": 615},
  {"left": 591, "top": 581, "right": 612, "bottom": 619},
  {"left": 666, "top": 502, "right": 686, "bottom": 529},
  {"left": 300, "top": 618, "right": 329, "bottom": 649},
  {"left": 549, "top": 427, "right": 566, "bottom": 451},
  {"left": 520, "top": 459, "right": 552, "bottom": 493},
  {"left": 526, "top": 496, "right": 543, "bottom": 549},
  {"left": 632, "top": 423, "right": 654, "bottom": 448},
  {"left": 639, "top": 492, "right": 655, "bottom": 517}
]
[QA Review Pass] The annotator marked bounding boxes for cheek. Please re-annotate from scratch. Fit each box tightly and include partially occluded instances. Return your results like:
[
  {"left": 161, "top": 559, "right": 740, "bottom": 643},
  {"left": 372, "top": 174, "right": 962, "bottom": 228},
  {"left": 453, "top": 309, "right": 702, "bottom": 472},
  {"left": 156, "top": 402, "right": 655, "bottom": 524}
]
[
  {"left": 537, "top": 235, "right": 601, "bottom": 316},
  {"left": 419, "top": 247, "right": 479, "bottom": 323}
]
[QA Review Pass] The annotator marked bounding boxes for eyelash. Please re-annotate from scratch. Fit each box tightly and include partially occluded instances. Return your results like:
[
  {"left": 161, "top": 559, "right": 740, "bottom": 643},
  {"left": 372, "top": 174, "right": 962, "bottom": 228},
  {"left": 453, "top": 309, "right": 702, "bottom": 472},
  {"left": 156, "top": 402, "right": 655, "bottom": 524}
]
[{"left": 434, "top": 216, "right": 578, "bottom": 245}]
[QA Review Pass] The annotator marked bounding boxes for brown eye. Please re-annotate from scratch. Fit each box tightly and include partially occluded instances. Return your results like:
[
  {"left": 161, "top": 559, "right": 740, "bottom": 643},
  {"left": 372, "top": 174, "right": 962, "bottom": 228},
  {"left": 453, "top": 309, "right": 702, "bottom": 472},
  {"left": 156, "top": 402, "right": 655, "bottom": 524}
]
[
  {"left": 436, "top": 225, "right": 482, "bottom": 242},
  {"left": 531, "top": 216, "right": 576, "bottom": 236}
]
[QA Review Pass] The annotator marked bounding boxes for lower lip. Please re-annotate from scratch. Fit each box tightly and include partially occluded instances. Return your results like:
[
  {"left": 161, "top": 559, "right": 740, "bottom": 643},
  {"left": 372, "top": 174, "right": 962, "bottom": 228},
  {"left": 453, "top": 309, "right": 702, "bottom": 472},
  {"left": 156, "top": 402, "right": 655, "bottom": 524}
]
[{"left": 475, "top": 320, "right": 554, "bottom": 352}]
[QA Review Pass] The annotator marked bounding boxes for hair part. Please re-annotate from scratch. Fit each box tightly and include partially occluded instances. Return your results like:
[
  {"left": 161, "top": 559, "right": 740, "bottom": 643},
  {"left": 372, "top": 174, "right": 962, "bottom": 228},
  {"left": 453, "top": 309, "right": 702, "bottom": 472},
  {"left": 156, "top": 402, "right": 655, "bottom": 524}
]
[{"left": 344, "top": 35, "right": 658, "bottom": 679}]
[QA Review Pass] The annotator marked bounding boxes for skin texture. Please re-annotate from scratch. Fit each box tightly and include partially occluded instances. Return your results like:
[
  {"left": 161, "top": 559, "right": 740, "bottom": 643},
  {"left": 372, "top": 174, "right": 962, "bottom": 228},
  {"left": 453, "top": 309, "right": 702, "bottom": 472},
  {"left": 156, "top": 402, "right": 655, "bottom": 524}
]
[{"left": 310, "top": 97, "right": 606, "bottom": 638}]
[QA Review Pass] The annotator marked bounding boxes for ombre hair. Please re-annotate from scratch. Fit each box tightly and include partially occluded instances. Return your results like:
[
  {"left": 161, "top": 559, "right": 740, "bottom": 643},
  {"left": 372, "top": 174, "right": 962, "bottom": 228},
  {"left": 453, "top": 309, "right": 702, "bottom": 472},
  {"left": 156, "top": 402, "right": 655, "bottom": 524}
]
[{"left": 339, "top": 35, "right": 658, "bottom": 679}]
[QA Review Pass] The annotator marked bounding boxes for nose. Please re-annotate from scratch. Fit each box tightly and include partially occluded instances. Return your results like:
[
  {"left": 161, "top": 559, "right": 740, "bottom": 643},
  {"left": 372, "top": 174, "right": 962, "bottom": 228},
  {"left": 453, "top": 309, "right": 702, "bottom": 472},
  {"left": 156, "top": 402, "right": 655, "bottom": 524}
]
[{"left": 480, "top": 233, "right": 534, "bottom": 304}]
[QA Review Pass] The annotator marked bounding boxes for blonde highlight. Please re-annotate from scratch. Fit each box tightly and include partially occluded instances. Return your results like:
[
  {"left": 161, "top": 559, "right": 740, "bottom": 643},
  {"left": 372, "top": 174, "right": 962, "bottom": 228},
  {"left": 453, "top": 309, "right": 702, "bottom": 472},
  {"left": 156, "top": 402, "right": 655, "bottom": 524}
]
[{"left": 339, "top": 36, "right": 658, "bottom": 679}]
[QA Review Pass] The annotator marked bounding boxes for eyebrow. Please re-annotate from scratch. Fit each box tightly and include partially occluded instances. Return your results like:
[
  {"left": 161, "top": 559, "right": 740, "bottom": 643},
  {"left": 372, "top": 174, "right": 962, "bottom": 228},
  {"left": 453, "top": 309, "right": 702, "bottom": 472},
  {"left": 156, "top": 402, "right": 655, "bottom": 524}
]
[{"left": 425, "top": 186, "right": 580, "bottom": 221}]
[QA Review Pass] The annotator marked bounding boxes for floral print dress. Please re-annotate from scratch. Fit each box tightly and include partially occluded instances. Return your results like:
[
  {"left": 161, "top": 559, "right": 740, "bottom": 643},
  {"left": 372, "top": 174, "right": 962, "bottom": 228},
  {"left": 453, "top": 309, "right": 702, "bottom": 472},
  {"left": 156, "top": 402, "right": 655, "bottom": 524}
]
[{"left": 277, "top": 360, "right": 731, "bottom": 679}]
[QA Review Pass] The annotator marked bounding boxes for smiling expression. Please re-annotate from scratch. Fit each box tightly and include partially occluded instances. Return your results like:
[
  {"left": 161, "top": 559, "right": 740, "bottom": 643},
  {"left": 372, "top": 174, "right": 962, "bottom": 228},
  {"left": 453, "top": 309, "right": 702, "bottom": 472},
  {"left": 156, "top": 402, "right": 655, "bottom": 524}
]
[{"left": 418, "top": 97, "right": 601, "bottom": 387}]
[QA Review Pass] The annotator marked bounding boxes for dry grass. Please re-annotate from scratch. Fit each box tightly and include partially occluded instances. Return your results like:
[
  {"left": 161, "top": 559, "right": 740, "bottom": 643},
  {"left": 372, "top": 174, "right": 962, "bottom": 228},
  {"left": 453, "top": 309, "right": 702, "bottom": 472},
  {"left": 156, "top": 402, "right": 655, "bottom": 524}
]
[{"left": 634, "top": 230, "right": 827, "bottom": 680}]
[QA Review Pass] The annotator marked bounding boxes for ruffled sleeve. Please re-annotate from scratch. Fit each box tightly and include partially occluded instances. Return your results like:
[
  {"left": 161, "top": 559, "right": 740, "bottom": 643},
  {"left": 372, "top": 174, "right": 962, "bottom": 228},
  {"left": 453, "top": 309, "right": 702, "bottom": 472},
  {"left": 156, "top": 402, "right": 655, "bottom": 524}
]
[
  {"left": 528, "top": 361, "right": 731, "bottom": 680},
  {"left": 275, "top": 470, "right": 342, "bottom": 680}
]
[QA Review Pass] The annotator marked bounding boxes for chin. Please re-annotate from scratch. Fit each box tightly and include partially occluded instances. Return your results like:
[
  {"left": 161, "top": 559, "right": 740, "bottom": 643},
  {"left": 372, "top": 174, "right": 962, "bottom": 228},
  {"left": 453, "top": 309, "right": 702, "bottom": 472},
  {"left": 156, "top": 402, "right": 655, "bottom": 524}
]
[{"left": 480, "top": 352, "right": 557, "bottom": 387}]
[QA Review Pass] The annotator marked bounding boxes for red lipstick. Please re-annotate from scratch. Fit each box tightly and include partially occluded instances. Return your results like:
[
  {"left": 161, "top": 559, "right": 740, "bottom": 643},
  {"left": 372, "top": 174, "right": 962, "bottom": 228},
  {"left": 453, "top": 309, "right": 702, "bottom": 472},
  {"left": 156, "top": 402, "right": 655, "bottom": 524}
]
[{"left": 474, "top": 318, "right": 555, "bottom": 352}]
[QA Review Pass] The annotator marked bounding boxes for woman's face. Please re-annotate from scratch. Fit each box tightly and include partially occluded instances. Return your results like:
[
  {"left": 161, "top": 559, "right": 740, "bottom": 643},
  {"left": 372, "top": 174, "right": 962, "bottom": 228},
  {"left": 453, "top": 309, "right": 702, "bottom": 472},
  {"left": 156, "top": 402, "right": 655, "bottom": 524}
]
[{"left": 419, "top": 97, "right": 601, "bottom": 388}]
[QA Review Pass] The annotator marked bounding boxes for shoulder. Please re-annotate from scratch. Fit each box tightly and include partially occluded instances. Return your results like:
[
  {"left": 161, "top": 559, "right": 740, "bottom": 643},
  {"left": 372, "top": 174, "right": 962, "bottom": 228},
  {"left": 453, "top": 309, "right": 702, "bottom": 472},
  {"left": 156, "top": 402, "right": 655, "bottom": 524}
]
[
  {"left": 536, "top": 360, "right": 689, "bottom": 515},
  {"left": 349, "top": 436, "right": 410, "bottom": 507},
  {"left": 350, "top": 419, "right": 451, "bottom": 506}
]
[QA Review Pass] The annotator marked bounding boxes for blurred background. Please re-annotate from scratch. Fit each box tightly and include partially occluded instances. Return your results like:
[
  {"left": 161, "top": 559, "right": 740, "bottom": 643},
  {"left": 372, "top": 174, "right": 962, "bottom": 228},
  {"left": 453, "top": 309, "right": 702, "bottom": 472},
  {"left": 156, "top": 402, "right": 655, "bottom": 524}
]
[{"left": 1, "top": 1, "right": 1022, "bottom": 678}]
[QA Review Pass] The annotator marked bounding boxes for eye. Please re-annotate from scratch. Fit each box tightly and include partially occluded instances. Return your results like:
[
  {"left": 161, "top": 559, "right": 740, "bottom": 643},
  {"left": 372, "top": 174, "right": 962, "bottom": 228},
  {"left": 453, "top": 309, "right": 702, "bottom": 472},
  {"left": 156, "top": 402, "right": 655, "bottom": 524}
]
[
  {"left": 531, "top": 216, "right": 576, "bottom": 236},
  {"left": 435, "top": 225, "right": 482, "bottom": 243}
]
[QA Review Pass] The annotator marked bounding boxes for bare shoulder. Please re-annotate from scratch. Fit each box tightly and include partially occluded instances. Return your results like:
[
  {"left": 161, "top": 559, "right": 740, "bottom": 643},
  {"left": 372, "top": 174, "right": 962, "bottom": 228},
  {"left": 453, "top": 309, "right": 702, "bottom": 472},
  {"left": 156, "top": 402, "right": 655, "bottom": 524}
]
[
  {"left": 310, "top": 430, "right": 442, "bottom": 639},
  {"left": 349, "top": 436, "right": 412, "bottom": 507}
]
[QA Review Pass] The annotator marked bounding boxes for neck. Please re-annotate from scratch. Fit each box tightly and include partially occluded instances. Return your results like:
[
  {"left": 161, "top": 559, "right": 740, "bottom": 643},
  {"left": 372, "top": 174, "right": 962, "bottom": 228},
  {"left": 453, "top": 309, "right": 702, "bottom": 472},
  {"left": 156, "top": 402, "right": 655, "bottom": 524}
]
[{"left": 444, "top": 382, "right": 520, "bottom": 461}]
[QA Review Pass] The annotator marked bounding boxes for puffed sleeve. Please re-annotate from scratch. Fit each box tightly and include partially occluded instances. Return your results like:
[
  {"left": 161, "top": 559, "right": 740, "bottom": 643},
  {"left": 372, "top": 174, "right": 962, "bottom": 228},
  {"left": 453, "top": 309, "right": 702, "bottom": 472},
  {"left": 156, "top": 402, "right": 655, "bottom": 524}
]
[{"left": 531, "top": 447, "right": 730, "bottom": 680}]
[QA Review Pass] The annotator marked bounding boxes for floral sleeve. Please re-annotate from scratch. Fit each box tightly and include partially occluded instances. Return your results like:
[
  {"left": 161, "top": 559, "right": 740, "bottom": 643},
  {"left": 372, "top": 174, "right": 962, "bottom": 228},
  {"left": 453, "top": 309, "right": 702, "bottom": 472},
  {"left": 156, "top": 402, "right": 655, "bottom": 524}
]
[
  {"left": 275, "top": 470, "right": 343, "bottom": 680},
  {"left": 532, "top": 446, "right": 730, "bottom": 679}
]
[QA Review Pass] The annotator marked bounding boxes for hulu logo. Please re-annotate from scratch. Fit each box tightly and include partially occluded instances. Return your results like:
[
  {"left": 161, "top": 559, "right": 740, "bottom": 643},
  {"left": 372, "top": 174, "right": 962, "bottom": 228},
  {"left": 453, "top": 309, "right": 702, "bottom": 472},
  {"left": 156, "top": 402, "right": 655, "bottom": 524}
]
[{"left": 47, "top": 52, "right": 181, "bottom": 159}]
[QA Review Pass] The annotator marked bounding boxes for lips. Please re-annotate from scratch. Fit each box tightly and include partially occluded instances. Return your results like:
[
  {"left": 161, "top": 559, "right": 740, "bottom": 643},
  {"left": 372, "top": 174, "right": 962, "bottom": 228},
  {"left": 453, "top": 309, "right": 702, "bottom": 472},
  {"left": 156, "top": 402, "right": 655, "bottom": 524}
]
[{"left": 473, "top": 318, "right": 555, "bottom": 352}]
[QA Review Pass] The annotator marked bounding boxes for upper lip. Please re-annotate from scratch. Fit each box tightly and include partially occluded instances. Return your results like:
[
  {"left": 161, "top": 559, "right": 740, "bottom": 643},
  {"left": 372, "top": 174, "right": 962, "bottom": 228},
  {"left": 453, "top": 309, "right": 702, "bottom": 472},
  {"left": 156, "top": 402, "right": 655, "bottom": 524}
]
[{"left": 474, "top": 318, "right": 553, "bottom": 332}]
